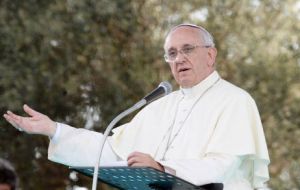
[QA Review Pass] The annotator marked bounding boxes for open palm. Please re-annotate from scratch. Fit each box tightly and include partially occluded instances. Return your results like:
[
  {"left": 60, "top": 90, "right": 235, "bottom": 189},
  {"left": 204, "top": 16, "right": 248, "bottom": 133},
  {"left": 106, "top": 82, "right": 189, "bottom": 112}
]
[{"left": 3, "top": 104, "right": 56, "bottom": 137}]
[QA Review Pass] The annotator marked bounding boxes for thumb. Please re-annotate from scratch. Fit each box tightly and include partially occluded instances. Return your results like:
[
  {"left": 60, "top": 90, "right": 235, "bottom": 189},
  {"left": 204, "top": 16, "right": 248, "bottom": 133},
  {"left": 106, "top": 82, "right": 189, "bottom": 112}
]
[{"left": 23, "top": 104, "right": 42, "bottom": 117}]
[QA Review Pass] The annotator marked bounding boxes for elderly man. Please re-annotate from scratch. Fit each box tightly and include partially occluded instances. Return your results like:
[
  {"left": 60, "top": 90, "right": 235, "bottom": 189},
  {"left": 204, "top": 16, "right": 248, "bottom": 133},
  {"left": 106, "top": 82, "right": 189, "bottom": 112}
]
[{"left": 4, "top": 24, "right": 270, "bottom": 189}]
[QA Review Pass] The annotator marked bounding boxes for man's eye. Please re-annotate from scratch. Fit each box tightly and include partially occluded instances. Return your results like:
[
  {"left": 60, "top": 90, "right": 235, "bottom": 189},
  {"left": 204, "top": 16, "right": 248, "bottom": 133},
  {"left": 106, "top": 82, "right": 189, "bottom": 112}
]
[
  {"left": 182, "top": 47, "right": 194, "bottom": 53},
  {"left": 168, "top": 51, "right": 177, "bottom": 58}
]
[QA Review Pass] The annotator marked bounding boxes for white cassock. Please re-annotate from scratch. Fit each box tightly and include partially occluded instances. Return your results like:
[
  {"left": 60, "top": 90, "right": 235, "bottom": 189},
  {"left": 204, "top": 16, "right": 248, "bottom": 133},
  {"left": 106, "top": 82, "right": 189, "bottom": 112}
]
[{"left": 48, "top": 71, "right": 270, "bottom": 190}]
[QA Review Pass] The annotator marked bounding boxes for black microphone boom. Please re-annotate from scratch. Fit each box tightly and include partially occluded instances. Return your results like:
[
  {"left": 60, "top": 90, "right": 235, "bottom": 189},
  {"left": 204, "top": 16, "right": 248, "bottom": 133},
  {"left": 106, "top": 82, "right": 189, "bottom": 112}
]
[{"left": 143, "top": 81, "right": 173, "bottom": 103}]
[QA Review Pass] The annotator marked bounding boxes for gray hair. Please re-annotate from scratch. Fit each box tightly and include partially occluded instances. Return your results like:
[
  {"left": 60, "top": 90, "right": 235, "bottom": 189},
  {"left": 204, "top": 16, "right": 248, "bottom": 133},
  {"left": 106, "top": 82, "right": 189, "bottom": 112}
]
[{"left": 167, "top": 23, "right": 215, "bottom": 47}]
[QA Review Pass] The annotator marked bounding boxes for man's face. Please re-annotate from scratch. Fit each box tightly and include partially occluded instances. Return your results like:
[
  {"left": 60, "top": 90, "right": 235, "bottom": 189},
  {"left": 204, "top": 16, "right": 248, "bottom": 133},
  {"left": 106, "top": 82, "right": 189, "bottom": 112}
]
[
  {"left": 164, "top": 27, "right": 217, "bottom": 88},
  {"left": 0, "top": 184, "right": 11, "bottom": 190}
]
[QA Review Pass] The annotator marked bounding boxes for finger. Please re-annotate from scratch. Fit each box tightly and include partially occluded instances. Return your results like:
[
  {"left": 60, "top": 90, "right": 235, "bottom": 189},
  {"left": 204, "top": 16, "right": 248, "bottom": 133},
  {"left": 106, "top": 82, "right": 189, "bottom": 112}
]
[
  {"left": 3, "top": 114, "right": 15, "bottom": 125},
  {"left": 131, "top": 161, "right": 163, "bottom": 171},
  {"left": 127, "top": 156, "right": 142, "bottom": 166},
  {"left": 130, "top": 163, "right": 145, "bottom": 167},
  {"left": 23, "top": 104, "right": 42, "bottom": 117},
  {"left": 6, "top": 111, "right": 28, "bottom": 127},
  {"left": 3, "top": 113, "right": 11, "bottom": 120},
  {"left": 127, "top": 151, "right": 145, "bottom": 160},
  {"left": 127, "top": 152, "right": 138, "bottom": 161},
  {"left": 6, "top": 111, "right": 31, "bottom": 130},
  {"left": 6, "top": 111, "right": 22, "bottom": 122},
  {"left": 3, "top": 114, "right": 20, "bottom": 129},
  {"left": 127, "top": 157, "right": 137, "bottom": 166}
]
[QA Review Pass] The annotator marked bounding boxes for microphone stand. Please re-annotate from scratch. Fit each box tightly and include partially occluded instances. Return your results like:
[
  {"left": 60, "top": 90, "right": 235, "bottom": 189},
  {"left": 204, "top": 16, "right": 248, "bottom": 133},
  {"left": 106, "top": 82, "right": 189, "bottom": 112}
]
[{"left": 91, "top": 99, "right": 147, "bottom": 190}]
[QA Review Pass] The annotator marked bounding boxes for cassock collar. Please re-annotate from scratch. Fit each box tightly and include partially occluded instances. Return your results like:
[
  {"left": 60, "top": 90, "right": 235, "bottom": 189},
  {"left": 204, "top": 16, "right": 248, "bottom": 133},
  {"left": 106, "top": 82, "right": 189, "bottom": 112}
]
[{"left": 180, "top": 71, "right": 221, "bottom": 99}]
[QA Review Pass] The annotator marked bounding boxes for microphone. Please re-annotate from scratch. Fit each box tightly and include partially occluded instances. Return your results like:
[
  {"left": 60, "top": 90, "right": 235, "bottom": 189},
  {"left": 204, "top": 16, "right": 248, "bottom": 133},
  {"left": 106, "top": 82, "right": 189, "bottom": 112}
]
[
  {"left": 143, "top": 81, "right": 173, "bottom": 103},
  {"left": 91, "top": 81, "right": 172, "bottom": 190},
  {"left": 133, "top": 81, "right": 172, "bottom": 109}
]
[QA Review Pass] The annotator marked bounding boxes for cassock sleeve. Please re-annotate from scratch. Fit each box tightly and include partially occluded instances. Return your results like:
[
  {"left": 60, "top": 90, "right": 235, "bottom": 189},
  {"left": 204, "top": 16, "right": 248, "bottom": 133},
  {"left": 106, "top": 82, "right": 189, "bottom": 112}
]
[
  {"left": 159, "top": 153, "right": 242, "bottom": 186},
  {"left": 48, "top": 123, "right": 119, "bottom": 167}
]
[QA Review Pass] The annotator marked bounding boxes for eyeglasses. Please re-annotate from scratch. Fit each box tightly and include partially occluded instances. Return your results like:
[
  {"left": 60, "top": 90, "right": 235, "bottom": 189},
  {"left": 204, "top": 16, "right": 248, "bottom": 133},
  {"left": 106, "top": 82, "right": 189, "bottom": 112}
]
[{"left": 164, "top": 44, "right": 211, "bottom": 62}]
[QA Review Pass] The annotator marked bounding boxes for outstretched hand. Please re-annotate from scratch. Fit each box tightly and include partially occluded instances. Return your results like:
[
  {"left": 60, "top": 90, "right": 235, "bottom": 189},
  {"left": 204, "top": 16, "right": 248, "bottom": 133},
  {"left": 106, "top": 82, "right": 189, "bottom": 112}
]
[
  {"left": 127, "top": 151, "right": 164, "bottom": 172},
  {"left": 3, "top": 104, "right": 57, "bottom": 137}
]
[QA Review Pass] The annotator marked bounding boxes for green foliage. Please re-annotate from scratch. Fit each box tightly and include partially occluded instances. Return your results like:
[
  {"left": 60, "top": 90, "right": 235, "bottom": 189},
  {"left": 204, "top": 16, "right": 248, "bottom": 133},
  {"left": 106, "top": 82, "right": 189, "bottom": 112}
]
[{"left": 0, "top": 0, "right": 299, "bottom": 189}]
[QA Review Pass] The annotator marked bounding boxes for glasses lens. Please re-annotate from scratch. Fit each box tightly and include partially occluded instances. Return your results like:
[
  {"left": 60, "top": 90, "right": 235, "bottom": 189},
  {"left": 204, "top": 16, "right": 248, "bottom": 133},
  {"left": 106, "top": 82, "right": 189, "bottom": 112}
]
[
  {"left": 182, "top": 46, "right": 195, "bottom": 54},
  {"left": 165, "top": 45, "right": 206, "bottom": 62}
]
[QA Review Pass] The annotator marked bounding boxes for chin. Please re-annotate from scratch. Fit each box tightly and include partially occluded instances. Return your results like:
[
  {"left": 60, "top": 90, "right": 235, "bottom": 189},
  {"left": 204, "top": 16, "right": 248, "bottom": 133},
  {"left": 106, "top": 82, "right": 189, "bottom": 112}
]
[
  {"left": 179, "top": 82, "right": 194, "bottom": 88},
  {"left": 176, "top": 77, "right": 194, "bottom": 88}
]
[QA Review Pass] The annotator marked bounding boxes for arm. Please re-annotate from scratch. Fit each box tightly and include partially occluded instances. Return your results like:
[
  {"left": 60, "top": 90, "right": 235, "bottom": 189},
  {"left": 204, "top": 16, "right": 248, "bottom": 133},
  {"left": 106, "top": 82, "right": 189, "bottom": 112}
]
[
  {"left": 48, "top": 123, "right": 119, "bottom": 166},
  {"left": 126, "top": 151, "right": 240, "bottom": 186},
  {"left": 160, "top": 153, "right": 241, "bottom": 186},
  {"left": 3, "top": 105, "right": 119, "bottom": 167}
]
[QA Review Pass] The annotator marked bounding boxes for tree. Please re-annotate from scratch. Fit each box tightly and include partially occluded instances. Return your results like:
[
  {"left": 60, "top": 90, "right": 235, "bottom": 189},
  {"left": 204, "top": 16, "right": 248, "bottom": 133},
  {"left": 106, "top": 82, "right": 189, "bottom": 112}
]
[{"left": 0, "top": 0, "right": 299, "bottom": 189}]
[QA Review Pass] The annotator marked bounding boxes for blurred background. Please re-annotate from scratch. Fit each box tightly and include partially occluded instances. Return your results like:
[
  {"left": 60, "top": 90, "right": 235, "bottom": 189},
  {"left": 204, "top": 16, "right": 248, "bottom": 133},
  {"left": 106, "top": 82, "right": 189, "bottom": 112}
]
[{"left": 0, "top": 0, "right": 299, "bottom": 189}]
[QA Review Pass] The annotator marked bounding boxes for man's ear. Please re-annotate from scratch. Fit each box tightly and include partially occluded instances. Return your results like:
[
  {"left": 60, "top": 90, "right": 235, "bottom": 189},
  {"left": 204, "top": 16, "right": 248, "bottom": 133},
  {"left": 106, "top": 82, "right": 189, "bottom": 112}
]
[{"left": 207, "top": 47, "right": 217, "bottom": 67}]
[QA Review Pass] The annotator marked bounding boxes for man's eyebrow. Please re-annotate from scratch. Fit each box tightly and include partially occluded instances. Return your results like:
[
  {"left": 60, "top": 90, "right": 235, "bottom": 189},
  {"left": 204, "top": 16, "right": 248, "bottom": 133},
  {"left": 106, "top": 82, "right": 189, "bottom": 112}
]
[
  {"left": 167, "top": 44, "right": 192, "bottom": 52},
  {"left": 182, "top": 43, "right": 193, "bottom": 47},
  {"left": 167, "top": 47, "right": 176, "bottom": 52}
]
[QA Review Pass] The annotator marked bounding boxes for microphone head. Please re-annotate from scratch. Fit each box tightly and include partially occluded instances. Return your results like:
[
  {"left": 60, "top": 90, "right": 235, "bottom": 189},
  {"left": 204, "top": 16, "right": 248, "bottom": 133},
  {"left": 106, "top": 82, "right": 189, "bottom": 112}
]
[
  {"left": 159, "top": 81, "right": 173, "bottom": 95},
  {"left": 143, "top": 81, "right": 173, "bottom": 103}
]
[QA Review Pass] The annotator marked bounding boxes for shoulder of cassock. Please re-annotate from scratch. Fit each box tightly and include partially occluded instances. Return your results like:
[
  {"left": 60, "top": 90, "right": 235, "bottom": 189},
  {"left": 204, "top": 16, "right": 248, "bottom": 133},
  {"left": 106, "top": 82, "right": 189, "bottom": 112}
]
[{"left": 205, "top": 80, "right": 270, "bottom": 188}]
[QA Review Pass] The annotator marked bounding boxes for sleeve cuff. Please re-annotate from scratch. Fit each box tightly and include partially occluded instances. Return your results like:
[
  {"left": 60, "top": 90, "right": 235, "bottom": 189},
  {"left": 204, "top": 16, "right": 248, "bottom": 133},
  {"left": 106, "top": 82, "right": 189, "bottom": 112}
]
[
  {"left": 157, "top": 160, "right": 176, "bottom": 175},
  {"left": 50, "top": 122, "right": 61, "bottom": 143}
]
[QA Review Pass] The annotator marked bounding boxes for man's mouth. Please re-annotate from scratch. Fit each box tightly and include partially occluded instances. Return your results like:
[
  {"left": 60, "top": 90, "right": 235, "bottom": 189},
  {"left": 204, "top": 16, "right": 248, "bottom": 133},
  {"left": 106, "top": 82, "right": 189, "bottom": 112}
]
[{"left": 178, "top": 68, "right": 190, "bottom": 73}]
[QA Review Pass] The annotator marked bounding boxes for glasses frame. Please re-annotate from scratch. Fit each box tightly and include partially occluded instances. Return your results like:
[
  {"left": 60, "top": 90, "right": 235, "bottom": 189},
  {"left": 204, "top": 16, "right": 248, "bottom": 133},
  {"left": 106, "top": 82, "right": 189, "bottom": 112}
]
[{"left": 164, "top": 44, "right": 211, "bottom": 62}]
